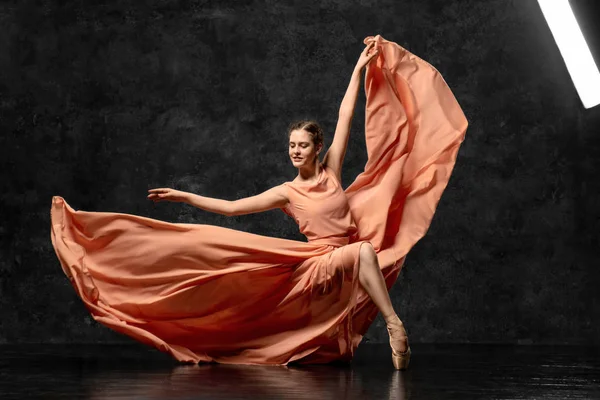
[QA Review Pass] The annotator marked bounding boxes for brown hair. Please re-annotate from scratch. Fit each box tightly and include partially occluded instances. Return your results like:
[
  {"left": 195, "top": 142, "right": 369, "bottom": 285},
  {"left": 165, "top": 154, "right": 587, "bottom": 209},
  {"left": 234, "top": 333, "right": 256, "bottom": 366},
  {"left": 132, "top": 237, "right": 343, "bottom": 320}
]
[{"left": 287, "top": 120, "right": 324, "bottom": 150}]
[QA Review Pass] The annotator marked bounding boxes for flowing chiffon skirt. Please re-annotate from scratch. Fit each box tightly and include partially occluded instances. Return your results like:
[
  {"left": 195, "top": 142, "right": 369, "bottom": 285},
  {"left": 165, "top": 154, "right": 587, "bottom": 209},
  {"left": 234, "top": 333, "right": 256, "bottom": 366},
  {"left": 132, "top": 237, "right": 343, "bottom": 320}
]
[{"left": 50, "top": 34, "right": 468, "bottom": 365}]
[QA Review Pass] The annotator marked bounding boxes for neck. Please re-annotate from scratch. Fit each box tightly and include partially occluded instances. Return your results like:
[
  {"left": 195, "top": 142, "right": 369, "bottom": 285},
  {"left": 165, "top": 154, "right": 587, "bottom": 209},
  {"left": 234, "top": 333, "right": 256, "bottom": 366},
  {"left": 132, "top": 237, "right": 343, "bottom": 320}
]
[{"left": 298, "top": 159, "right": 320, "bottom": 181}]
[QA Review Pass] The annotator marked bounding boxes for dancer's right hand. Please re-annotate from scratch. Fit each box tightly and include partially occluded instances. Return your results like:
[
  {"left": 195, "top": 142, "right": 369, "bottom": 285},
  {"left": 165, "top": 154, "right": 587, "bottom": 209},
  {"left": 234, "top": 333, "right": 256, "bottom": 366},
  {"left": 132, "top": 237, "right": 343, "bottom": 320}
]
[{"left": 147, "top": 188, "right": 188, "bottom": 203}]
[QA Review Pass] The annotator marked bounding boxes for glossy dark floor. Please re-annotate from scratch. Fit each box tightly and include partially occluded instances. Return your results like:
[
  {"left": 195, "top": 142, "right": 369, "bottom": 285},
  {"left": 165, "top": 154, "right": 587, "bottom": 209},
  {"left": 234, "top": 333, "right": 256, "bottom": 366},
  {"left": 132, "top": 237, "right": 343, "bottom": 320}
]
[{"left": 1, "top": 343, "right": 599, "bottom": 399}]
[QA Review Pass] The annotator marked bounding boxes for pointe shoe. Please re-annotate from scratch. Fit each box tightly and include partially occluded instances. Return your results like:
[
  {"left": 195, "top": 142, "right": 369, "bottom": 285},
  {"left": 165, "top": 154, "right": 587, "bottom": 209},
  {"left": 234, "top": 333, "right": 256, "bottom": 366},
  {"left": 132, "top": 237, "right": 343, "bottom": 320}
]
[
  {"left": 390, "top": 339, "right": 411, "bottom": 370},
  {"left": 386, "top": 317, "right": 411, "bottom": 370}
]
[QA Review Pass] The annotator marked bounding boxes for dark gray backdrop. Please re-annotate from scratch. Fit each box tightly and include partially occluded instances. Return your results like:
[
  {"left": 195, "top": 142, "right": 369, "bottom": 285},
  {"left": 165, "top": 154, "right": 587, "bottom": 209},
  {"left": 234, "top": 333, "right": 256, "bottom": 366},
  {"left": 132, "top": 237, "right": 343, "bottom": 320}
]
[{"left": 2, "top": 0, "right": 599, "bottom": 346}]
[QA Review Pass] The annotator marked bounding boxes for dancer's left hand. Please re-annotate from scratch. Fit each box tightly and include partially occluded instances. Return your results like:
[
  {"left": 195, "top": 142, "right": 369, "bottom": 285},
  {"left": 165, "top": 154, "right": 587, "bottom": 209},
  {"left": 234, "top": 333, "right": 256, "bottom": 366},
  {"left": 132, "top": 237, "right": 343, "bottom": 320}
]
[{"left": 355, "top": 39, "right": 379, "bottom": 72}]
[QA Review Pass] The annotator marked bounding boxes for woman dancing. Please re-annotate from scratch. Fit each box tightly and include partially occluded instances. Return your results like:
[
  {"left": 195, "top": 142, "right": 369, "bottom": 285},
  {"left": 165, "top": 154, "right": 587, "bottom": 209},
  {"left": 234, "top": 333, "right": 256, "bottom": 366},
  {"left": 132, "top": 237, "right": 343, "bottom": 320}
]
[
  {"left": 148, "top": 38, "right": 411, "bottom": 369},
  {"left": 51, "top": 35, "right": 468, "bottom": 369}
]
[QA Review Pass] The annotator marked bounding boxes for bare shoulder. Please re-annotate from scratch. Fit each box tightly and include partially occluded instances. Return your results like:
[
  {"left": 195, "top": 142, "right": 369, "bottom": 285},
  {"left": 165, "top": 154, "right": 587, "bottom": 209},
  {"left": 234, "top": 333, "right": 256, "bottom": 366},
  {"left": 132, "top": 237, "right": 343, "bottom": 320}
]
[
  {"left": 262, "top": 182, "right": 290, "bottom": 206},
  {"left": 274, "top": 182, "right": 289, "bottom": 201}
]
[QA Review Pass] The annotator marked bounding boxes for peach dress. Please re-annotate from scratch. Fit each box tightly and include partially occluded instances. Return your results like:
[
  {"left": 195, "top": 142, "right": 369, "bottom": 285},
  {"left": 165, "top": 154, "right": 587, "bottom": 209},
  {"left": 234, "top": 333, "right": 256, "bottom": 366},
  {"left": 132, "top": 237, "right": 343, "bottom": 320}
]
[{"left": 50, "top": 35, "right": 468, "bottom": 365}]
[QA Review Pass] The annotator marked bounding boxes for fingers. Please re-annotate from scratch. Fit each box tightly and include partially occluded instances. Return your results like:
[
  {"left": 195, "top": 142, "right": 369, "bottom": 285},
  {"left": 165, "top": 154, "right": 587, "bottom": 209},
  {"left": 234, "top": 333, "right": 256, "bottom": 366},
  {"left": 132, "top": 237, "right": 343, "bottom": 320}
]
[
  {"left": 148, "top": 188, "right": 169, "bottom": 202},
  {"left": 363, "top": 40, "right": 379, "bottom": 58},
  {"left": 363, "top": 41, "right": 375, "bottom": 53},
  {"left": 148, "top": 188, "right": 170, "bottom": 197}
]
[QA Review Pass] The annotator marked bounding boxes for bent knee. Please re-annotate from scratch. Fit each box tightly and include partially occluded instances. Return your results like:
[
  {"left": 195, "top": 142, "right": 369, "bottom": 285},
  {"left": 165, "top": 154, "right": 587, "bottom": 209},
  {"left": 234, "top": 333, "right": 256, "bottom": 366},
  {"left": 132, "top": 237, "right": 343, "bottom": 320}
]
[{"left": 359, "top": 241, "right": 377, "bottom": 262}]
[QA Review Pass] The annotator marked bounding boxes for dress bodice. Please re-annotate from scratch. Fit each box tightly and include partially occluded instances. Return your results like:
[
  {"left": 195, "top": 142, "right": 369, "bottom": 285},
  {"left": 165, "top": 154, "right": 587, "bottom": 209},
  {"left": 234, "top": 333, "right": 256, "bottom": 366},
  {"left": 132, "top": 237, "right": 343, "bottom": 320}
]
[{"left": 280, "top": 162, "right": 358, "bottom": 247}]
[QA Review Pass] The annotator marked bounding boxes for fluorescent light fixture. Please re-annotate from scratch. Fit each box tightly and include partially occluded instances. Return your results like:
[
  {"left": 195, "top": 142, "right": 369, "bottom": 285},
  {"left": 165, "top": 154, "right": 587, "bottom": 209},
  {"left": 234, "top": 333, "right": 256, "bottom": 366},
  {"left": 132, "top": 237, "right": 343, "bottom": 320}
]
[{"left": 538, "top": 0, "right": 600, "bottom": 109}]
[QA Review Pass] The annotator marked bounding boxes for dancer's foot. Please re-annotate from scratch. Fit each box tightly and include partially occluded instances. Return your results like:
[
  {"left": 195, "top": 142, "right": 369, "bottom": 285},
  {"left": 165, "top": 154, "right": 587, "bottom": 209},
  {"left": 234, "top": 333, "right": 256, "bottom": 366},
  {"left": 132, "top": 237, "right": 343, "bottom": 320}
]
[
  {"left": 384, "top": 313, "right": 411, "bottom": 370},
  {"left": 385, "top": 314, "right": 409, "bottom": 354}
]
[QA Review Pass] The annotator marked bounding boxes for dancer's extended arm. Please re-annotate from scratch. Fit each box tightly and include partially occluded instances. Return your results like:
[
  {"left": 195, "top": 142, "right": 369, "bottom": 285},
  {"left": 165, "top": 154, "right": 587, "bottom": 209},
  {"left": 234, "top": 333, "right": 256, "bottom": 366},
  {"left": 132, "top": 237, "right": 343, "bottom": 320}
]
[
  {"left": 148, "top": 188, "right": 234, "bottom": 215},
  {"left": 323, "top": 39, "right": 379, "bottom": 181},
  {"left": 148, "top": 185, "right": 288, "bottom": 216},
  {"left": 182, "top": 185, "right": 288, "bottom": 217}
]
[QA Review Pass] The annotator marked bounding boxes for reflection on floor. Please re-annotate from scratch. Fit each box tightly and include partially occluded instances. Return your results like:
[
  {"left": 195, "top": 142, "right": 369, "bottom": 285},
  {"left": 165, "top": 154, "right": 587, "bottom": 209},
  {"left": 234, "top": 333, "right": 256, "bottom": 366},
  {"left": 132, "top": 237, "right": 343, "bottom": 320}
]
[{"left": 1, "top": 343, "right": 599, "bottom": 399}]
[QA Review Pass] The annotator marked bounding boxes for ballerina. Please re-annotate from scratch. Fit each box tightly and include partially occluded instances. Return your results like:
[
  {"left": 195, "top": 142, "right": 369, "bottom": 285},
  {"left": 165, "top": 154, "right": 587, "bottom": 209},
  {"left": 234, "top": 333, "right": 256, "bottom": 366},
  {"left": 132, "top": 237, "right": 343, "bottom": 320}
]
[
  {"left": 147, "top": 38, "right": 410, "bottom": 369},
  {"left": 51, "top": 34, "right": 467, "bottom": 369}
]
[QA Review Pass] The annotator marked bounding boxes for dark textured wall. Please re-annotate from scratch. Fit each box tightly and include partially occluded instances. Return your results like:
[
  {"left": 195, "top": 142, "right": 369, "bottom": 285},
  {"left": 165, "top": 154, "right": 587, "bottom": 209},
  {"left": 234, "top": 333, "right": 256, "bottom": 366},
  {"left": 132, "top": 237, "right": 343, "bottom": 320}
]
[{"left": 2, "top": 0, "right": 599, "bottom": 346}]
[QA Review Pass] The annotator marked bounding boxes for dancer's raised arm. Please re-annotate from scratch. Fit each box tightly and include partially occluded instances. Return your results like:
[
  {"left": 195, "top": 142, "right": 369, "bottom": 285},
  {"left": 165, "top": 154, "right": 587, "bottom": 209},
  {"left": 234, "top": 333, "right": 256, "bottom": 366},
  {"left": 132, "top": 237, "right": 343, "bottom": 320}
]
[{"left": 323, "top": 39, "right": 379, "bottom": 180}]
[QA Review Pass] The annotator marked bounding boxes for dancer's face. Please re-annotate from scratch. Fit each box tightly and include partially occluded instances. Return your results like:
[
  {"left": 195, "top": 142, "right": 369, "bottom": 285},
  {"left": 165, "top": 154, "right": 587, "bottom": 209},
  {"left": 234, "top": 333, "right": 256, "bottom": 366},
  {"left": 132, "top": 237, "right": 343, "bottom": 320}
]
[{"left": 289, "top": 129, "right": 321, "bottom": 167}]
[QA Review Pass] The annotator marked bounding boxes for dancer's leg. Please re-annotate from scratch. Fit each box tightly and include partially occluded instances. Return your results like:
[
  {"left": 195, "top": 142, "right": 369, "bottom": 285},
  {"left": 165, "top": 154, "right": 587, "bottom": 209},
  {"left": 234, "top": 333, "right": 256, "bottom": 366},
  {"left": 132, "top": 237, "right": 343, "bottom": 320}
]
[
  {"left": 357, "top": 242, "right": 397, "bottom": 321},
  {"left": 357, "top": 242, "right": 408, "bottom": 352}
]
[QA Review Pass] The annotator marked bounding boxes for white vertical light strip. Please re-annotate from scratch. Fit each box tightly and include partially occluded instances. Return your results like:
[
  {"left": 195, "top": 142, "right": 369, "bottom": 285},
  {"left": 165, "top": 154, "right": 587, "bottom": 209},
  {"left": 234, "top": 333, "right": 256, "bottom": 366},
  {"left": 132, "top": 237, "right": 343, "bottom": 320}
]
[{"left": 538, "top": 0, "right": 600, "bottom": 109}]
